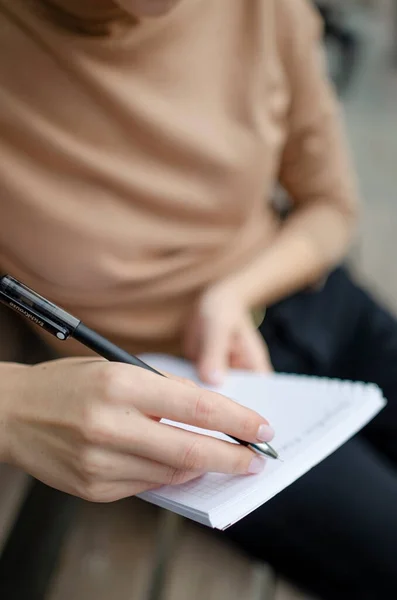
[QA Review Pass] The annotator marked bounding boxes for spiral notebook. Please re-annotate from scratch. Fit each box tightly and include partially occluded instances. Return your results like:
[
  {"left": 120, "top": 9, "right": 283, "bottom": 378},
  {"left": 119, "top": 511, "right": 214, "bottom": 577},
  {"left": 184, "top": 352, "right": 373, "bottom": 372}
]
[{"left": 138, "top": 355, "right": 386, "bottom": 530}]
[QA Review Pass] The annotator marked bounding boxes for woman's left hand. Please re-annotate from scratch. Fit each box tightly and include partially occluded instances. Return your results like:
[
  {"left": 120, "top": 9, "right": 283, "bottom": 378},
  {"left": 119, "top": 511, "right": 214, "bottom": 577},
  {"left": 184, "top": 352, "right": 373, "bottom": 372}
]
[{"left": 183, "top": 284, "right": 273, "bottom": 385}]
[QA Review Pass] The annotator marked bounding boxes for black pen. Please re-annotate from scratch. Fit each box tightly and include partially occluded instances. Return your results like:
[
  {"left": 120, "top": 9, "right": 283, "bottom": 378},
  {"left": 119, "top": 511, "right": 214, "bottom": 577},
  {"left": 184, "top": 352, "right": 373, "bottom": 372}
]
[{"left": 0, "top": 274, "right": 278, "bottom": 460}]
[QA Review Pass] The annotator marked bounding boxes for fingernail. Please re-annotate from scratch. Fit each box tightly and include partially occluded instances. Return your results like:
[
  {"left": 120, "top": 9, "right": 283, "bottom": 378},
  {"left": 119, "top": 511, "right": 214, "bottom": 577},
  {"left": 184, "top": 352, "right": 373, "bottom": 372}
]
[
  {"left": 208, "top": 370, "right": 224, "bottom": 386},
  {"left": 257, "top": 424, "right": 275, "bottom": 443},
  {"left": 248, "top": 456, "right": 266, "bottom": 474}
]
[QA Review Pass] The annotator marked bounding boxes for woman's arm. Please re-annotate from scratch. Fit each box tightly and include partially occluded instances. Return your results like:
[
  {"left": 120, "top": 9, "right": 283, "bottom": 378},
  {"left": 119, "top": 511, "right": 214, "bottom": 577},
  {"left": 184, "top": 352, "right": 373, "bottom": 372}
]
[
  {"left": 215, "top": 0, "right": 359, "bottom": 309},
  {"left": 0, "top": 363, "right": 26, "bottom": 463}
]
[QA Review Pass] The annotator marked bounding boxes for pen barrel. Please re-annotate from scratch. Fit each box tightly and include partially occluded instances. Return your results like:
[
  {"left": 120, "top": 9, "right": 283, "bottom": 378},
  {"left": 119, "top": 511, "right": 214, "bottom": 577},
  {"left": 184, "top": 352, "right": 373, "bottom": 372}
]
[
  {"left": 0, "top": 275, "right": 79, "bottom": 339},
  {"left": 73, "top": 323, "right": 164, "bottom": 376}
]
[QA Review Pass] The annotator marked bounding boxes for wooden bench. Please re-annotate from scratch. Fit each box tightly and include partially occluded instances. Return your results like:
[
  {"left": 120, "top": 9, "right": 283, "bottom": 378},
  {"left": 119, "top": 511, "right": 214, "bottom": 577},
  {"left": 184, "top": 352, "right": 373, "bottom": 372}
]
[
  {"left": 45, "top": 499, "right": 314, "bottom": 600},
  {"left": 0, "top": 465, "right": 30, "bottom": 556},
  {"left": 0, "top": 306, "right": 33, "bottom": 557}
]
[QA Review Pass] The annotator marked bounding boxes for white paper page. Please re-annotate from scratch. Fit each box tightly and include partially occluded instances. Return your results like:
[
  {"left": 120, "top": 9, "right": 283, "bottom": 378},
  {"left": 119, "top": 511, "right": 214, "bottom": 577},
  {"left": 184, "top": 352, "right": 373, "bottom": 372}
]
[{"left": 138, "top": 355, "right": 386, "bottom": 528}]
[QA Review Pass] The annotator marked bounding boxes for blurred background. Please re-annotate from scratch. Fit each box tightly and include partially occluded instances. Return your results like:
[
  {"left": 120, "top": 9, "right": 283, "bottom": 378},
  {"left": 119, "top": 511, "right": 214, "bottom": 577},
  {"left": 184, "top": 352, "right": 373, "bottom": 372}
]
[
  {"left": 0, "top": 1, "right": 396, "bottom": 599},
  {"left": 331, "top": 0, "right": 397, "bottom": 310}
]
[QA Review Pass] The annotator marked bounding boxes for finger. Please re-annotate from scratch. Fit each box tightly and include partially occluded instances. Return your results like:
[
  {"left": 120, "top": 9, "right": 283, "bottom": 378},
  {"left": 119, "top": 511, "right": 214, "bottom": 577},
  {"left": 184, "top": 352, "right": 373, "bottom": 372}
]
[
  {"left": 102, "top": 481, "right": 161, "bottom": 502},
  {"left": 79, "top": 480, "right": 164, "bottom": 503},
  {"left": 144, "top": 370, "right": 197, "bottom": 421},
  {"left": 160, "top": 371, "right": 198, "bottom": 389},
  {"left": 234, "top": 328, "right": 273, "bottom": 372},
  {"left": 85, "top": 448, "right": 203, "bottom": 486},
  {"left": 108, "top": 473, "right": 201, "bottom": 501},
  {"left": 114, "top": 417, "right": 268, "bottom": 476},
  {"left": 94, "top": 471, "right": 201, "bottom": 503},
  {"left": 183, "top": 314, "right": 201, "bottom": 362},
  {"left": 120, "top": 470, "right": 202, "bottom": 488},
  {"left": 112, "top": 367, "right": 272, "bottom": 441},
  {"left": 198, "top": 318, "right": 230, "bottom": 385}
]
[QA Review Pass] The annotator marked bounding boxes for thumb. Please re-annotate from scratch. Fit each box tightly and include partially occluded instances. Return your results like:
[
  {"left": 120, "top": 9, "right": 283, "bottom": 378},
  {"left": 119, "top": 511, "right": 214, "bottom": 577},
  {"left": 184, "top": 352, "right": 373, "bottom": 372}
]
[{"left": 197, "top": 317, "right": 230, "bottom": 386}]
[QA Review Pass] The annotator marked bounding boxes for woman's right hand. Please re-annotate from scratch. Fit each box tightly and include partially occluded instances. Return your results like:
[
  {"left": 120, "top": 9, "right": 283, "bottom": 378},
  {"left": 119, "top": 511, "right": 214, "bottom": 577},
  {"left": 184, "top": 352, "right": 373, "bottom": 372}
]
[{"left": 0, "top": 358, "right": 274, "bottom": 502}]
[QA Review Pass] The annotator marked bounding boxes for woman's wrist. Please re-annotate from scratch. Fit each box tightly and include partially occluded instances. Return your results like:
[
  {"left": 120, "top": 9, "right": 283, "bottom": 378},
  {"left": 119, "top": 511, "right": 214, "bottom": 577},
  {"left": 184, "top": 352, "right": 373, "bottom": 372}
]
[
  {"left": 209, "top": 231, "right": 331, "bottom": 310},
  {"left": 205, "top": 275, "right": 260, "bottom": 314},
  {"left": 0, "top": 363, "right": 28, "bottom": 464},
  {"left": 200, "top": 282, "right": 265, "bottom": 331}
]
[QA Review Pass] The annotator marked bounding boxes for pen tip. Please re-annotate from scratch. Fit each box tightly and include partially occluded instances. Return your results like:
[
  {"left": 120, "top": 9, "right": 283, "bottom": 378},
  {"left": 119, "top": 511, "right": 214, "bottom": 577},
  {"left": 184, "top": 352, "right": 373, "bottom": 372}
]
[
  {"left": 264, "top": 443, "right": 279, "bottom": 460},
  {"left": 250, "top": 442, "right": 279, "bottom": 460}
]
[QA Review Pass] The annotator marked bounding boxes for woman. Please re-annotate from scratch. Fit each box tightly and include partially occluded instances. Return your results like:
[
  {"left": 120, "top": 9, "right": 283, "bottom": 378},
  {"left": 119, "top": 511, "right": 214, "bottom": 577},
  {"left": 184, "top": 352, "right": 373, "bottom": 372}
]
[{"left": 0, "top": 1, "right": 396, "bottom": 598}]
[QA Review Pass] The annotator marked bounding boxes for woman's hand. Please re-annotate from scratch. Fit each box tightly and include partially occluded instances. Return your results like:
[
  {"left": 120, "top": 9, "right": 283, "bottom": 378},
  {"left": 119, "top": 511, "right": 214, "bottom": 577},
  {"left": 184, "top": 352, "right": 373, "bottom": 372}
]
[
  {"left": 1, "top": 358, "right": 273, "bottom": 502},
  {"left": 183, "top": 285, "right": 272, "bottom": 385}
]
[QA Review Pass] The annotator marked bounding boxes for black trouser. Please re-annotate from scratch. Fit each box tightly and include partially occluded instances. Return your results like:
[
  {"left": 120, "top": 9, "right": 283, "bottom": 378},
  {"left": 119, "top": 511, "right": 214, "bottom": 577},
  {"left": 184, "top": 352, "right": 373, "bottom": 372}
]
[
  {"left": 223, "top": 269, "right": 397, "bottom": 600},
  {"left": 318, "top": 6, "right": 355, "bottom": 49},
  {"left": 316, "top": 4, "right": 358, "bottom": 94}
]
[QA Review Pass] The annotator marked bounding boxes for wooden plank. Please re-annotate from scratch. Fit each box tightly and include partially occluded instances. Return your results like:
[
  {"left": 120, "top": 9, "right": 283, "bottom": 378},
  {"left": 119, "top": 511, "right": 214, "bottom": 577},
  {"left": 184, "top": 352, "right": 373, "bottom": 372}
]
[
  {"left": 250, "top": 562, "right": 277, "bottom": 600},
  {"left": 48, "top": 497, "right": 276, "bottom": 600},
  {"left": 0, "top": 481, "right": 78, "bottom": 600},
  {"left": 274, "top": 579, "right": 317, "bottom": 600},
  {"left": 161, "top": 519, "right": 272, "bottom": 600},
  {"left": 0, "top": 465, "right": 30, "bottom": 554},
  {"left": 47, "top": 498, "right": 162, "bottom": 600},
  {"left": 146, "top": 510, "right": 182, "bottom": 600}
]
